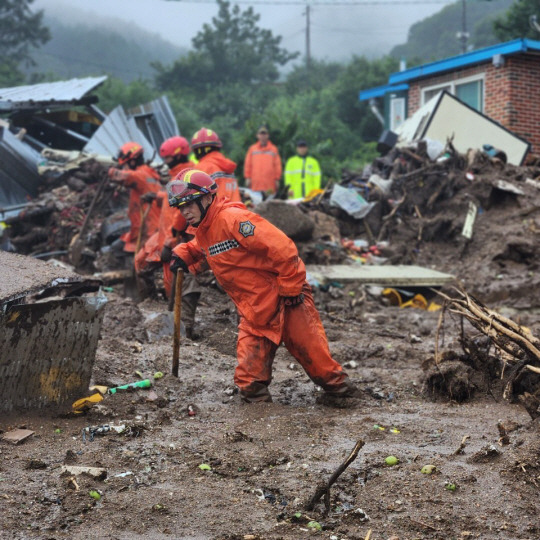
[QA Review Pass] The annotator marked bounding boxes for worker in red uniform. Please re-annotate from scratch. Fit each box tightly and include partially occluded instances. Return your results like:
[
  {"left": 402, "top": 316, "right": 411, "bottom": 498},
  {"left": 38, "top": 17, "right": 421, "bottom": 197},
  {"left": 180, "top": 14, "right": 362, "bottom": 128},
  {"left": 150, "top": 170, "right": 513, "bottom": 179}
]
[
  {"left": 190, "top": 127, "right": 241, "bottom": 202},
  {"left": 108, "top": 141, "right": 161, "bottom": 253},
  {"left": 244, "top": 124, "right": 282, "bottom": 194},
  {"left": 167, "top": 169, "right": 358, "bottom": 404},
  {"left": 134, "top": 136, "right": 202, "bottom": 338}
]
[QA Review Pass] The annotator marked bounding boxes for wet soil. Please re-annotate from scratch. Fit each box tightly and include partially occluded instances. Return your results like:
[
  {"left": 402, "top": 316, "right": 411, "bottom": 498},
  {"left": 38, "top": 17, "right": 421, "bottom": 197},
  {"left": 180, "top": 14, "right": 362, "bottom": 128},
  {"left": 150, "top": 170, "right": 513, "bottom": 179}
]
[
  {"left": 2, "top": 153, "right": 540, "bottom": 539},
  {"left": 1, "top": 284, "right": 539, "bottom": 540}
]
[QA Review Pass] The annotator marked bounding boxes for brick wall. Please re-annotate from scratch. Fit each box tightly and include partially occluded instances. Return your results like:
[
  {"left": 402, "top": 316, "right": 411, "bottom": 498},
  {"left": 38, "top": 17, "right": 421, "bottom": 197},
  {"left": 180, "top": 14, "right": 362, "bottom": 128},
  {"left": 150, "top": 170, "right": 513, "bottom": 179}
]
[{"left": 407, "top": 54, "right": 540, "bottom": 153}]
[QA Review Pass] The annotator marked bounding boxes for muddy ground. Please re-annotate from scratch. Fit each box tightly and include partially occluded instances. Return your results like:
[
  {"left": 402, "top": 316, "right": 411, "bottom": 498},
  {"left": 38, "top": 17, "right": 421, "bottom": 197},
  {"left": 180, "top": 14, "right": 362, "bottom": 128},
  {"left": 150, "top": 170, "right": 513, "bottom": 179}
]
[
  {"left": 2, "top": 151, "right": 540, "bottom": 539},
  {"left": 1, "top": 279, "right": 539, "bottom": 540}
]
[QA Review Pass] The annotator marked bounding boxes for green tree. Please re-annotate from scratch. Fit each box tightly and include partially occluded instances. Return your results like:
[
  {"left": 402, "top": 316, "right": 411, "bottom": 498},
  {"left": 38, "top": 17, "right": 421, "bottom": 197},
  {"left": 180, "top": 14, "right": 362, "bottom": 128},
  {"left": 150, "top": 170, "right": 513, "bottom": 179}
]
[
  {"left": 0, "top": 0, "right": 49, "bottom": 85},
  {"left": 494, "top": 0, "right": 540, "bottom": 40},
  {"left": 154, "top": 0, "right": 298, "bottom": 90},
  {"left": 94, "top": 77, "right": 159, "bottom": 114}
]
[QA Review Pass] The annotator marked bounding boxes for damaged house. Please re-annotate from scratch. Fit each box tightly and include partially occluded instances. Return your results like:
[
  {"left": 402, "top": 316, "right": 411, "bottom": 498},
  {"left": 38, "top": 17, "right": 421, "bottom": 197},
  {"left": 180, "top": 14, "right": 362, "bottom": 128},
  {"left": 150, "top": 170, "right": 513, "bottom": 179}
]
[{"left": 360, "top": 38, "right": 540, "bottom": 158}]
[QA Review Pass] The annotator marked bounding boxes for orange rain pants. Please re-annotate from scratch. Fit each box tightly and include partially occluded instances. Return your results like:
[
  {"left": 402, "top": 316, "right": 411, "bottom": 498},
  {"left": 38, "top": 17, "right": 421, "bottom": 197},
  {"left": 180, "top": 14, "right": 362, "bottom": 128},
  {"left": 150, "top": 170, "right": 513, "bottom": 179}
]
[{"left": 235, "top": 283, "right": 347, "bottom": 401}]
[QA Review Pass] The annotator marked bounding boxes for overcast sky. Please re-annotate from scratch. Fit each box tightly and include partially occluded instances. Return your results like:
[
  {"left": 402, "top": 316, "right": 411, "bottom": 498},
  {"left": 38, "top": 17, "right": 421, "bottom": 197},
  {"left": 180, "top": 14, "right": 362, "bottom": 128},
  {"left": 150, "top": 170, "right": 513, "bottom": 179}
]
[{"left": 36, "top": 0, "right": 456, "bottom": 63}]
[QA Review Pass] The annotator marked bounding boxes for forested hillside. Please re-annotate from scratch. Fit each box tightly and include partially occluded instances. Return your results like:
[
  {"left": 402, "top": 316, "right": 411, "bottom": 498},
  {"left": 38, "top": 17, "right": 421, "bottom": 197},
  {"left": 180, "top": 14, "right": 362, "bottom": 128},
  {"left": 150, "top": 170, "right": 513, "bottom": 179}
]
[
  {"left": 26, "top": 15, "right": 186, "bottom": 83},
  {"left": 391, "top": 0, "right": 513, "bottom": 63}
]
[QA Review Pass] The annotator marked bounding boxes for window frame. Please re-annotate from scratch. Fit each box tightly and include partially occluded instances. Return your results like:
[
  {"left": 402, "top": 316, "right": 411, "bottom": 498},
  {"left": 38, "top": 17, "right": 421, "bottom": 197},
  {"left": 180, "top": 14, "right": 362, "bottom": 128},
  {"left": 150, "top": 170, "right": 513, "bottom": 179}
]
[{"left": 421, "top": 73, "right": 485, "bottom": 112}]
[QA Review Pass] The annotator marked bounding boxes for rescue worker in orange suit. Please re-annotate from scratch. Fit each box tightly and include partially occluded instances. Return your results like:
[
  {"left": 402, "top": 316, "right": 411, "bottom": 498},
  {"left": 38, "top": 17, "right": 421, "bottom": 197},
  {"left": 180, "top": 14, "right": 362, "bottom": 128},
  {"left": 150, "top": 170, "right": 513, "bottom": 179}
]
[
  {"left": 167, "top": 169, "right": 358, "bottom": 404},
  {"left": 244, "top": 125, "right": 282, "bottom": 194},
  {"left": 108, "top": 142, "right": 161, "bottom": 254},
  {"left": 190, "top": 127, "right": 241, "bottom": 202},
  {"left": 133, "top": 136, "right": 202, "bottom": 339}
]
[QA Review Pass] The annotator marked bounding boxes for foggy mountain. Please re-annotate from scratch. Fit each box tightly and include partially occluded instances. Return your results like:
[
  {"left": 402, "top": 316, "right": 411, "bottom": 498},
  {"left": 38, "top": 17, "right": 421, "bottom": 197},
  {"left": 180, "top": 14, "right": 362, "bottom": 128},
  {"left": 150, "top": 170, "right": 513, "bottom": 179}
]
[
  {"left": 27, "top": 11, "right": 187, "bottom": 83},
  {"left": 35, "top": 0, "right": 457, "bottom": 66}
]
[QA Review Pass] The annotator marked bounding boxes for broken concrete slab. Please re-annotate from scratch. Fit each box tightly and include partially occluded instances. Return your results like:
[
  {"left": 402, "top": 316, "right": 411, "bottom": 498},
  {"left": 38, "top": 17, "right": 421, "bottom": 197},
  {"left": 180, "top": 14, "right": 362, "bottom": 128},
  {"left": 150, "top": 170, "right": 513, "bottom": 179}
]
[
  {"left": 1, "top": 428, "right": 35, "bottom": 445},
  {"left": 306, "top": 264, "right": 455, "bottom": 287}
]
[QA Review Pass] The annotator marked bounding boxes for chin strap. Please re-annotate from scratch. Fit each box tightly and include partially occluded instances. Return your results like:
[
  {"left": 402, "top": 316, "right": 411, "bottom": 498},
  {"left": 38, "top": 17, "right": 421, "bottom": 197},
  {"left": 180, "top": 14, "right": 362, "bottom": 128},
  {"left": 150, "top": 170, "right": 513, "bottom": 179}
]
[{"left": 192, "top": 196, "right": 214, "bottom": 227}]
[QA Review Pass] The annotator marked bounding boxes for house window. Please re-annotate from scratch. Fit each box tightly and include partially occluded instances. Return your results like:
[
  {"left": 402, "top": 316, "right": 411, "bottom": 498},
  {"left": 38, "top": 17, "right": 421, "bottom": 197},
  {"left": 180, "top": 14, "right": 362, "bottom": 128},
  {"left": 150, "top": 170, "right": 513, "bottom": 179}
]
[
  {"left": 422, "top": 75, "right": 484, "bottom": 112},
  {"left": 390, "top": 97, "right": 406, "bottom": 130},
  {"left": 456, "top": 80, "right": 483, "bottom": 111},
  {"left": 424, "top": 85, "right": 451, "bottom": 103}
]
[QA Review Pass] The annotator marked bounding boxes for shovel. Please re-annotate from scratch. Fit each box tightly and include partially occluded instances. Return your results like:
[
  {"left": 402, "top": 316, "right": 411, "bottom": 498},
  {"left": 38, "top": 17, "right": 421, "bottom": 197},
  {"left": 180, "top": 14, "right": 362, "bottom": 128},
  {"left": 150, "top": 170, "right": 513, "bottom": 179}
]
[
  {"left": 69, "top": 171, "right": 109, "bottom": 267},
  {"left": 172, "top": 270, "right": 184, "bottom": 377}
]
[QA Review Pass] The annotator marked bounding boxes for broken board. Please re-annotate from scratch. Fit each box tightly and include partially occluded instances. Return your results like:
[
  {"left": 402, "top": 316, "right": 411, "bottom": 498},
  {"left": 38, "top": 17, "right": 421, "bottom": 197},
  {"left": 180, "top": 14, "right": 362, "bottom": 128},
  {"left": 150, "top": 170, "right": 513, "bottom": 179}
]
[{"left": 306, "top": 264, "right": 455, "bottom": 287}]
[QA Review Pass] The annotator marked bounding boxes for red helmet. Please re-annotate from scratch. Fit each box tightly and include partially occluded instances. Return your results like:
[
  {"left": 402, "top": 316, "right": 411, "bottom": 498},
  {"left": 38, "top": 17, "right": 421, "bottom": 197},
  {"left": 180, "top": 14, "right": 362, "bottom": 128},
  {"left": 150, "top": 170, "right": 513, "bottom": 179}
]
[
  {"left": 166, "top": 169, "right": 218, "bottom": 207},
  {"left": 190, "top": 128, "right": 222, "bottom": 150},
  {"left": 117, "top": 141, "right": 143, "bottom": 165},
  {"left": 159, "top": 136, "right": 190, "bottom": 159}
]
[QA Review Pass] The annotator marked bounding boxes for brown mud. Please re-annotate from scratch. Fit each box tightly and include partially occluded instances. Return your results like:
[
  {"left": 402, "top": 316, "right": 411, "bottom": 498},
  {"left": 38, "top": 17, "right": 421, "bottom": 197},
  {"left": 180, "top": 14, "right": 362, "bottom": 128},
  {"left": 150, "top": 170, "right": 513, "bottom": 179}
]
[{"left": 2, "top": 149, "right": 540, "bottom": 539}]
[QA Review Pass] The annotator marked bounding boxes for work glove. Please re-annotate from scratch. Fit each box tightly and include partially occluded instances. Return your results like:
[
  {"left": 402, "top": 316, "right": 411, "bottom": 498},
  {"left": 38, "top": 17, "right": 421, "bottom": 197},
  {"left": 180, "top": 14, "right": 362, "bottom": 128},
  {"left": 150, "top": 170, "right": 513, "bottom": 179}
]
[
  {"left": 170, "top": 255, "right": 188, "bottom": 274},
  {"left": 282, "top": 293, "right": 305, "bottom": 307},
  {"left": 141, "top": 191, "right": 158, "bottom": 204},
  {"left": 160, "top": 245, "right": 173, "bottom": 263}
]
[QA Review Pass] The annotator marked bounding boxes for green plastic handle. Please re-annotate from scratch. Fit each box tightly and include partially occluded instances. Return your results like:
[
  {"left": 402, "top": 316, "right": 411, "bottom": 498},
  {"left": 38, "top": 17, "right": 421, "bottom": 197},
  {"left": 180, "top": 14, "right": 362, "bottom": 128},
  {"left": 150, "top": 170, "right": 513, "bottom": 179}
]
[{"left": 108, "top": 379, "right": 152, "bottom": 394}]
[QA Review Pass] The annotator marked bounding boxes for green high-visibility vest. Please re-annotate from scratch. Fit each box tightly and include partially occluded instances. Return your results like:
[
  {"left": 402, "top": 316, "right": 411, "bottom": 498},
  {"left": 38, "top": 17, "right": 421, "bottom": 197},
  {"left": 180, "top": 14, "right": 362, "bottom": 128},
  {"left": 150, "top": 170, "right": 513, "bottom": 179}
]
[{"left": 284, "top": 155, "right": 321, "bottom": 198}]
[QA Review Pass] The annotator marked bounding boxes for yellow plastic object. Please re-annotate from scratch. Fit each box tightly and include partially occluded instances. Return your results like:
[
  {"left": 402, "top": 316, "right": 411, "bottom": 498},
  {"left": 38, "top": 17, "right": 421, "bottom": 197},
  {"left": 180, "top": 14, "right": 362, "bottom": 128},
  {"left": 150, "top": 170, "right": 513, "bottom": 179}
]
[
  {"left": 72, "top": 392, "right": 104, "bottom": 414},
  {"left": 401, "top": 294, "right": 428, "bottom": 310},
  {"left": 302, "top": 188, "right": 324, "bottom": 202},
  {"left": 382, "top": 288, "right": 402, "bottom": 306}
]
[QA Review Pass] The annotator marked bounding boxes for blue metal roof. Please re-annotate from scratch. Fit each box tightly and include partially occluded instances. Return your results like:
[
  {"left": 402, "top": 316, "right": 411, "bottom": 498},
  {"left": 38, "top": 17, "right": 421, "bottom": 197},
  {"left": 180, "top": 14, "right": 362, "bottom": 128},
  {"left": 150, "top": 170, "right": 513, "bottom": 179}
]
[
  {"left": 359, "top": 83, "right": 409, "bottom": 101},
  {"left": 389, "top": 39, "right": 540, "bottom": 85}
]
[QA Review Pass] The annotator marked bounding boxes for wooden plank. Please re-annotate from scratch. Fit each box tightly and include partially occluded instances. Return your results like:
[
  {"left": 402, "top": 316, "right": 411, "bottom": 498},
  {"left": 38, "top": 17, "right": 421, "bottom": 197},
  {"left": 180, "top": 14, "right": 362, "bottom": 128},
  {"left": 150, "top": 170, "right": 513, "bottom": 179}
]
[{"left": 306, "top": 264, "right": 455, "bottom": 287}]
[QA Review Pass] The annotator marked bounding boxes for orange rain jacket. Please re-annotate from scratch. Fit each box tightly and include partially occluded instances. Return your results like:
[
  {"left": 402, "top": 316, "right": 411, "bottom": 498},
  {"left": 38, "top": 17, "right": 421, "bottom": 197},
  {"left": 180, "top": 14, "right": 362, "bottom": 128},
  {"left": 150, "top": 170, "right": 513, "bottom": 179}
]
[
  {"left": 119, "top": 164, "right": 161, "bottom": 252},
  {"left": 134, "top": 161, "right": 193, "bottom": 295},
  {"left": 196, "top": 151, "right": 241, "bottom": 202},
  {"left": 173, "top": 197, "right": 304, "bottom": 344},
  {"left": 243, "top": 141, "right": 282, "bottom": 193}
]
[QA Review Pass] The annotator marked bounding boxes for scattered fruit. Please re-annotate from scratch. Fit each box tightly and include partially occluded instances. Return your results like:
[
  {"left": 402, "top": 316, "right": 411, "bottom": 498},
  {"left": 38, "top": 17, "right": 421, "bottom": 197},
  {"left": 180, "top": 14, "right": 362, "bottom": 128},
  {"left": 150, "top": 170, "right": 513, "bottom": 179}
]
[
  {"left": 89, "top": 490, "right": 101, "bottom": 501},
  {"left": 385, "top": 455, "right": 399, "bottom": 466},
  {"left": 421, "top": 464, "right": 436, "bottom": 474}
]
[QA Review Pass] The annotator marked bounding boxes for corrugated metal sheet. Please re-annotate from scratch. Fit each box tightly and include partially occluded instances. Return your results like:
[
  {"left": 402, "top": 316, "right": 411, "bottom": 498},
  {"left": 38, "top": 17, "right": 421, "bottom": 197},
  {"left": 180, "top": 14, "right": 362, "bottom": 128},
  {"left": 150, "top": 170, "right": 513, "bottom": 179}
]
[
  {"left": 128, "top": 95, "right": 180, "bottom": 150},
  {"left": 83, "top": 105, "right": 162, "bottom": 163},
  {"left": 0, "top": 127, "right": 42, "bottom": 210},
  {"left": 0, "top": 76, "right": 107, "bottom": 111}
]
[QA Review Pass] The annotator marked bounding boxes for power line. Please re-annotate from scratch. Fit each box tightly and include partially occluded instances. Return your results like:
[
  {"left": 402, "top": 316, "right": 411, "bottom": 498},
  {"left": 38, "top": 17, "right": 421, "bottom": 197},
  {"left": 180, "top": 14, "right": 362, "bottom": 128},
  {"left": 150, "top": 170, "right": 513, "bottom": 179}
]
[{"left": 167, "top": 0, "right": 449, "bottom": 4}]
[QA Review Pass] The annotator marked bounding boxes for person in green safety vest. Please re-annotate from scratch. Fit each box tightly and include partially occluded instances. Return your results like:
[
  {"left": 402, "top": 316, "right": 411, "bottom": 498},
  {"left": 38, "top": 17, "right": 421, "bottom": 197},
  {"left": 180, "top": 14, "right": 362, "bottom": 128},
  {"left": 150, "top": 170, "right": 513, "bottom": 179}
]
[{"left": 284, "top": 139, "right": 321, "bottom": 199}]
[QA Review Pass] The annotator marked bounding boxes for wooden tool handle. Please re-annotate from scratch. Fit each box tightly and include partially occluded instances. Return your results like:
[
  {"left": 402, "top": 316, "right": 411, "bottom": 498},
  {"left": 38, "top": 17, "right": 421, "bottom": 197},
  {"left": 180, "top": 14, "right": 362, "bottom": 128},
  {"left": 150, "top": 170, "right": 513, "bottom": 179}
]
[{"left": 172, "top": 270, "right": 184, "bottom": 377}]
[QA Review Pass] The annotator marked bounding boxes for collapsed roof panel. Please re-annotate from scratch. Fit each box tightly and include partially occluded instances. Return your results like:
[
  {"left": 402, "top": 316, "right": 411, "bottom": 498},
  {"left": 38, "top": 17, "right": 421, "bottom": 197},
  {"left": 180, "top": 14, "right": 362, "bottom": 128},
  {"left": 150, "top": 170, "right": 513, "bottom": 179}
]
[
  {"left": 0, "top": 127, "right": 42, "bottom": 211},
  {"left": 0, "top": 76, "right": 107, "bottom": 112},
  {"left": 128, "top": 95, "right": 179, "bottom": 151},
  {"left": 83, "top": 105, "right": 162, "bottom": 163},
  {"left": 395, "top": 91, "right": 531, "bottom": 166}
]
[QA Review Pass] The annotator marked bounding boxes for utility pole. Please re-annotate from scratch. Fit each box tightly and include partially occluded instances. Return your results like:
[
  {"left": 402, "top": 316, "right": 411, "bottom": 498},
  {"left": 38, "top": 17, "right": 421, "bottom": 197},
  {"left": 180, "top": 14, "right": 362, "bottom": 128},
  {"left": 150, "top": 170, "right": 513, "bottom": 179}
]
[
  {"left": 456, "top": 0, "right": 469, "bottom": 53},
  {"left": 305, "top": 2, "right": 311, "bottom": 69}
]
